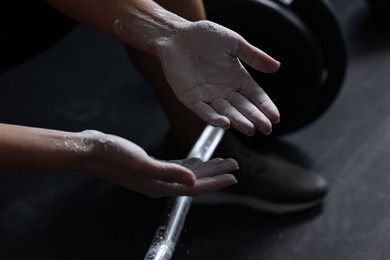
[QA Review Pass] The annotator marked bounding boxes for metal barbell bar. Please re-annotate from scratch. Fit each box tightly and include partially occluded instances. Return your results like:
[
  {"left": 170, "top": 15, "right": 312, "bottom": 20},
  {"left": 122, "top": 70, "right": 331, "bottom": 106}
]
[{"left": 144, "top": 125, "right": 225, "bottom": 260}]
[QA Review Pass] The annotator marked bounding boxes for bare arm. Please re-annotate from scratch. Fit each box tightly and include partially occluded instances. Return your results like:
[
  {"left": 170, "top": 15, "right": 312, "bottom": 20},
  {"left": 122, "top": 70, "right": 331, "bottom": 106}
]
[
  {"left": 0, "top": 123, "right": 238, "bottom": 197},
  {"left": 46, "top": 0, "right": 281, "bottom": 135},
  {"left": 0, "top": 123, "right": 89, "bottom": 172},
  {"left": 46, "top": 0, "right": 188, "bottom": 56}
]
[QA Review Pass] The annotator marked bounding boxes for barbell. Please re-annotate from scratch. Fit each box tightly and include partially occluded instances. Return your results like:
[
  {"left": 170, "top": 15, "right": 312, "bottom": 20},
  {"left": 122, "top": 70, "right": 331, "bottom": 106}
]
[
  {"left": 204, "top": 0, "right": 347, "bottom": 139},
  {"left": 145, "top": 1, "right": 347, "bottom": 258},
  {"left": 1, "top": 1, "right": 348, "bottom": 259}
]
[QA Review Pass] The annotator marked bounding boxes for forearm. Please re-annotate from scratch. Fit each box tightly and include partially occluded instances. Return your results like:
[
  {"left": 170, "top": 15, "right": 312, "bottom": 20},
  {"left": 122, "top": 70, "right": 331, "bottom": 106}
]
[
  {"left": 46, "top": 0, "right": 191, "bottom": 55},
  {"left": 0, "top": 123, "right": 92, "bottom": 172},
  {"left": 126, "top": 0, "right": 207, "bottom": 149}
]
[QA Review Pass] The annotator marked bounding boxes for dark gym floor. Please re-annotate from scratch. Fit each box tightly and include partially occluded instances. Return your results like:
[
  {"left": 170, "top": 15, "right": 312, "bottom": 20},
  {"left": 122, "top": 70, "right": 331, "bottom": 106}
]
[{"left": 1, "top": 1, "right": 390, "bottom": 260}]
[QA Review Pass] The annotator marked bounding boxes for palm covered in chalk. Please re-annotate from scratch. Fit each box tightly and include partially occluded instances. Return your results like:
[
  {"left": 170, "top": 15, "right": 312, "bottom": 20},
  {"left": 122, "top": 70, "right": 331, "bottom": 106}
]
[{"left": 158, "top": 20, "right": 280, "bottom": 136}]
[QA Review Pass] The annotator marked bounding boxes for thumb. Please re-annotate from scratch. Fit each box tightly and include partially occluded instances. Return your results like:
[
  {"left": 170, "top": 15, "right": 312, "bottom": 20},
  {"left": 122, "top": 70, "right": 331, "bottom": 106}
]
[
  {"left": 236, "top": 35, "right": 280, "bottom": 73},
  {"left": 151, "top": 160, "right": 196, "bottom": 186}
]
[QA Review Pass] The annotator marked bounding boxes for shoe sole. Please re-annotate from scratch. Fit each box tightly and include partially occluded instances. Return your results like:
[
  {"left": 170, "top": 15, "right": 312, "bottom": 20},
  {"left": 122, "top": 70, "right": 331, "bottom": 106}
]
[{"left": 193, "top": 191, "right": 323, "bottom": 214}]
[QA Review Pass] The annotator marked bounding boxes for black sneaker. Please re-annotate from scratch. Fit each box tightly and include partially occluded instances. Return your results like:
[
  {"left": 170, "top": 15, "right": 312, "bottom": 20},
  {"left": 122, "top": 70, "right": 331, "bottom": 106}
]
[{"left": 192, "top": 130, "right": 329, "bottom": 214}]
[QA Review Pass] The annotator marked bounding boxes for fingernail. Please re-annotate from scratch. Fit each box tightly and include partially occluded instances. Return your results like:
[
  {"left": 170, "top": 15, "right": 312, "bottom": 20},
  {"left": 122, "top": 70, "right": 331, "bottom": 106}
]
[
  {"left": 246, "top": 131, "right": 255, "bottom": 137},
  {"left": 264, "top": 128, "right": 272, "bottom": 135}
]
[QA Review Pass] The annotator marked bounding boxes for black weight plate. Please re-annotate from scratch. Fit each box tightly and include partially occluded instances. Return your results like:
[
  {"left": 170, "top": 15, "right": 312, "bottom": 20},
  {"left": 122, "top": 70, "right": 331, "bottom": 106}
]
[
  {"left": 291, "top": 0, "right": 347, "bottom": 125},
  {"left": 367, "top": 0, "right": 390, "bottom": 22},
  {"left": 205, "top": 0, "right": 324, "bottom": 135}
]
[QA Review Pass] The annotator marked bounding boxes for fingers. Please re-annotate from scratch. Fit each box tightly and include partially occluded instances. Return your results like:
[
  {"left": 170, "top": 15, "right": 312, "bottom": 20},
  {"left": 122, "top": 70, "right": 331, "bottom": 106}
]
[
  {"left": 234, "top": 37, "right": 280, "bottom": 124},
  {"left": 143, "top": 158, "right": 239, "bottom": 197},
  {"left": 236, "top": 35, "right": 280, "bottom": 73},
  {"left": 192, "top": 93, "right": 278, "bottom": 135},
  {"left": 189, "top": 90, "right": 275, "bottom": 135},
  {"left": 187, "top": 174, "right": 238, "bottom": 196},
  {"left": 170, "top": 157, "right": 239, "bottom": 196},
  {"left": 148, "top": 173, "right": 238, "bottom": 198},
  {"left": 187, "top": 158, "right": 239, "bottom": 178},
  {"left": 211, "top": 98, "right": 255, "bottom": 136},
  {"left": 169, "top": 157, "right": 202, "bottom": 167},
  {"left": 170, "top": 157, "right": 239, "bottom": 178},
  {"left": 240, "top": 78, "right": 280, "bottom": 124},
  {"left": 207, "top": 91, "right": 277, "bottom": 135},
  {"left": 191, "top": 101, "right": 230, "bottom": 129},
  {"left": 150, "top": 157, "right": 238, "bottom": 186},
  {"left": 151, "top": 160, "right": 196, "bottom": 186},
  {"left": 227, "top": 91, "right": 274, "bottom": 134}
]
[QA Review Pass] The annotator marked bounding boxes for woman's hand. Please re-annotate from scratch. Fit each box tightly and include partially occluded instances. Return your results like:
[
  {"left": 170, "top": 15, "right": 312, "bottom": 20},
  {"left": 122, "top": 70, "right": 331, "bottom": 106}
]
[
  {"left": 84, "top": 131, "right": 238, "bottom": 197},
  {"left": 157, "top": 20, "right": 281, "bottom": 136},
  {"left": 46, "top": 0, "right": 280, "bottom": 135}
]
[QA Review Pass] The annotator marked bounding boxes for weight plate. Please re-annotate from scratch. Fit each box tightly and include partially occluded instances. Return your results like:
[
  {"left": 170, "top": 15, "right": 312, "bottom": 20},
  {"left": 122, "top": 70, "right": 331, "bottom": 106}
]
[
  {"left": 291, "top": 0, "right": 347, "bottom": 125},
  {"left": 205, "top": 0, "right": 324, "bottom": 136}
]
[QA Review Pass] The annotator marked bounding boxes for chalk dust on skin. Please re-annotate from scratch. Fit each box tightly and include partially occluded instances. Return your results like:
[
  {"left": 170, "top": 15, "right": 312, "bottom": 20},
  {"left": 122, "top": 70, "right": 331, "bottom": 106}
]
[
  {"left": 57, "top": 130, "right": 116, "bottom": 153},
  {"left": 59, "top": 134, "right": 88, "bottom": 152},
  {"left": 112, "top": 5, "right": 190, "bottom": 53}
]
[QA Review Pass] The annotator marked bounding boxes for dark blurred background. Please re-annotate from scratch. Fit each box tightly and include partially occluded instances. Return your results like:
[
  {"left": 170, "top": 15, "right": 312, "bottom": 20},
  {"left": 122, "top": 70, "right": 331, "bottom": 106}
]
[{"left": 1, "top": 0, "right": 390, "bottom": 259}]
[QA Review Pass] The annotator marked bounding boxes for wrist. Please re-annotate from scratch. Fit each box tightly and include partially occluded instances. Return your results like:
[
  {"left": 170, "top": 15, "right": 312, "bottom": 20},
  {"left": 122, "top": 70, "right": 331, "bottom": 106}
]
[
  {"left": 113, "top": 5, "right": 191, "bottom": 56},
  {"left": 77, "top": 130, "right": 120, "bottom": 176},
  {"left": 76, "top": 130, "right": 106, "bottom": 172}
]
